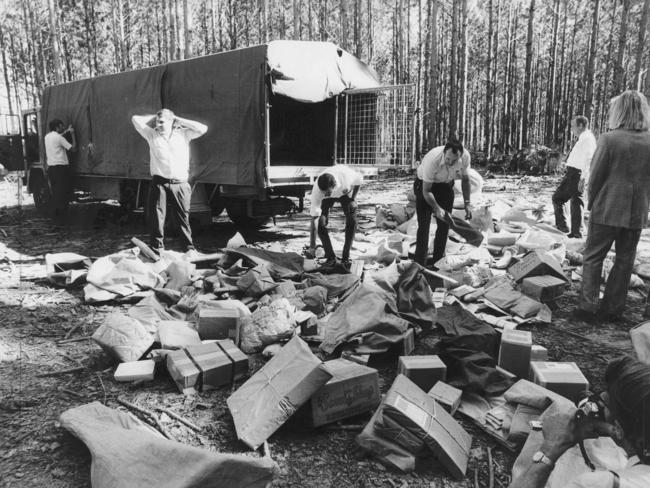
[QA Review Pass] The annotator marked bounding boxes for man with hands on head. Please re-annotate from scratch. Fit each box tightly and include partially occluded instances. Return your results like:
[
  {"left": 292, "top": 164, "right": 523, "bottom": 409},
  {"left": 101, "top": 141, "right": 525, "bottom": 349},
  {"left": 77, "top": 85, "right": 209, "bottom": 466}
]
[
  {"left": 305, "top": 165, "right": 362, "bottom": 267},
  {"left": 131, "top": 109, "right": 207, "bottom": 256},
  {"left": 509, "top": 355, "right": 650, "bottom": 488},
  {"left": 413, "top": 139, "right": 472, "bottom": 267}
]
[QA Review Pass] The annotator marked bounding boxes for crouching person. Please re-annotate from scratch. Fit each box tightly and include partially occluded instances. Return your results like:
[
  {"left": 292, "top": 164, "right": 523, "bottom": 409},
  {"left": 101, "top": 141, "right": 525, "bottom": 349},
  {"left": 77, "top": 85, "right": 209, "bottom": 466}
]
[
  {"left": 509, "top": 355, "right": 650, "bottom": 488},
  {"left": 306, "top": 165, "right": 362, "bottom": 267}
]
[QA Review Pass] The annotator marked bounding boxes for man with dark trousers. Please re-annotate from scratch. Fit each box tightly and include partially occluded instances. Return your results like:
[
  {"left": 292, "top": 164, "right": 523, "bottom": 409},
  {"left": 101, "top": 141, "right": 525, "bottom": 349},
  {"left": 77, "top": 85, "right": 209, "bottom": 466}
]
[
  {"left": 132, "top": 109, "right": 207, "bottom": 255},
  {"left": 306, "top": 165, "right": 362, "bottom": 267},
  {"left": 552, "top": 115, "right": 597, "bottom": 238},
  {"left": 44, "top": 119, "right": 77, "bottom": 225},
  {"left": 414, "top": 140, "right": 472, "bottom": 267}
]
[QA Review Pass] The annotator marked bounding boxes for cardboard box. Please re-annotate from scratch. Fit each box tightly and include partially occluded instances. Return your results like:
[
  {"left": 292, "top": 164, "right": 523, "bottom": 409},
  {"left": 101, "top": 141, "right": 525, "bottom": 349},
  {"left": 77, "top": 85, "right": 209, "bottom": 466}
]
[
  {"left": 299, "top": 314, "right": 319, "bottom": 336},
  {"left": 356, "top": 407, "right": 416, "bottom": 473},
  {"left": 427, "top": 381, "right": 462, "bottom": 415},
  {"left": 185, "top": 343, "right": 232, "bottom": 391},
  {"left": 166, "top": 349, "right": 200, "bottom": 394},
  {"left": 508, "top": 250, "right": 567, "bottom": 283},
  {"left": 114, "top": 360, "right": 155, "bottom": 382},
  {"left": 350, "top": 260, "right": 364, "bottom": 280},
  {"left": 341, "top": 350, "right": 370, "bottom": 366},
  {"left": 302, "top": 358, "right": 381, "bottom": 427},
  {"left": 399, "top": 328, "right": 415, "bottom": 356},
  {"left": 381, "top": 374, "right": 472, "bottom": 479},
  {"left": 531, "top": 361, "right": 589, "bottom": 402},
  {"left": 275, "top": 280, "right": 297, "bottom": 298},
  {"left": 498, "top": 329, "right": 532, "bottom": 378},
  {"left": 216, "top": 339, "right": 249, "bottom": 380},
  {"left": 158, "top": 320, "right": 202, "bottom": 350},
  {"left": 227, "top": 336, "right": 332, "bottom": 449},
  {"left": 198, "top": 308, "right": 240, "bottom": 343},
  {"left": 531, "top": 345, "right": 548, "bottom": 362},
  {"left": 397, "top": 355, "right": 447, "bottom": 392},
  {"left": 521, "top": 275, "right": 567, "bottom": 302}
]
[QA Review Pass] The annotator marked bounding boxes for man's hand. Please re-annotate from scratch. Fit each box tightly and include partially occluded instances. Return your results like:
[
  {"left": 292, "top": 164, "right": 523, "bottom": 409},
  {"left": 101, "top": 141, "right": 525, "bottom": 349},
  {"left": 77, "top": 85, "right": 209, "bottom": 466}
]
[
  {"left": 432, "top": 205, "right": 446, "bottom": 220},
  {"left": 578, "top": 178, "right": 585, "bottom": 192},
  {"left": 539, "top": 402, "right": 620, "bottom": 462},
  {"left": 349, "top": 199, "right": 358, "bottom": 212},
  {"left": 464, "top": 202, "right": 472, "bottom": 220}
]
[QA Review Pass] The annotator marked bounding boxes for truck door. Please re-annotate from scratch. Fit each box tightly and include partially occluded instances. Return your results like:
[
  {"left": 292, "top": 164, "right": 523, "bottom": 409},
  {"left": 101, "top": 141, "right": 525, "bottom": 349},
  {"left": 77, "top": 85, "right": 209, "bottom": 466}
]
[{"left": 0, "top": 114, "right": 23, "bottom": 171}]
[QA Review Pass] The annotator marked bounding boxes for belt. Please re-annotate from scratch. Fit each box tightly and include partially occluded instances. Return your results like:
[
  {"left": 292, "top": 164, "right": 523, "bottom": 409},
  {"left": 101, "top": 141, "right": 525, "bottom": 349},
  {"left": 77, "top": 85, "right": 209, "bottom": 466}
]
[{"left": 152, "top": 175, "right": 186, "bottom": 184}]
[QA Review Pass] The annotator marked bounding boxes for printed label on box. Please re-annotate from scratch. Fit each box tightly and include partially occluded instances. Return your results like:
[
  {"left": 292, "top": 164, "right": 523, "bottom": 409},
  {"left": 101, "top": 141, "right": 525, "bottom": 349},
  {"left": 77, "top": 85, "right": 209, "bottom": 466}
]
[{"left": 393, "top": 394, "right": 431, "bottom": 431}]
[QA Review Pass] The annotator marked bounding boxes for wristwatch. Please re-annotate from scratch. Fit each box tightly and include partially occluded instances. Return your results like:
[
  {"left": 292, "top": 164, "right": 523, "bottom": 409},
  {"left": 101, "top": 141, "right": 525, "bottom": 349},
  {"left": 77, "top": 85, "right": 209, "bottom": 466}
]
[{"left": 532, "top": 451, "right": 555, "bottom": 468}]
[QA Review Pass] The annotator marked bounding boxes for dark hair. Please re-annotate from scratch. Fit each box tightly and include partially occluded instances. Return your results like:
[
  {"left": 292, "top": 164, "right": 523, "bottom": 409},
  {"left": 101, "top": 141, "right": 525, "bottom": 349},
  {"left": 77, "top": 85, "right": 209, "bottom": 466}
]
[
  {"left": 49, "top": 119, "right": 63, "bottom": 131},
  {"left": 573, "top": 115, "right": 589, "bottom": 129},
  {"left": 317, "top": 172, "right": 336, "bottom": 191},
  {"left": 606, "top": 355, "right": 650, "bottom": 461},
  {"left": 443, "top": 139, "right": 464, "bottom": 155}
]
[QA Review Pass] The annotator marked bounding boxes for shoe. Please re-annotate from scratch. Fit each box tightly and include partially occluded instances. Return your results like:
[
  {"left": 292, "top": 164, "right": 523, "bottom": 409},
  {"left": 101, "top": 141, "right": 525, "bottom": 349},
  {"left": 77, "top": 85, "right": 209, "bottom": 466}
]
[
  {"left": 323, "top": 256, "right": 337, "bottom": 267},
  {"left": 567, "top": 233, "right": 583, "bottom": 239},
  {"left": 341, "top": 259, "right": 352, "bottom": 270}
]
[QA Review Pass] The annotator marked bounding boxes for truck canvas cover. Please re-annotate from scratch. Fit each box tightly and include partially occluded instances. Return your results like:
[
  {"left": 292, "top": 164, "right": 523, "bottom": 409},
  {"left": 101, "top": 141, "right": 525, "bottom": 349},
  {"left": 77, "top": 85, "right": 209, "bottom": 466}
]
[{"left": 40, "top": 41, "right": 379, "bottom": 188}]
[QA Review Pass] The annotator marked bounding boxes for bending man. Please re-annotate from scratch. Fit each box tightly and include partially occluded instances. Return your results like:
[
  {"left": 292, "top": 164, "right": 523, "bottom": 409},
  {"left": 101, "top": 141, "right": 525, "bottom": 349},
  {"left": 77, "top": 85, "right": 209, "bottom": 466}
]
[
  {"left": 414, "top": 140, "right": 472, "bottom": 267},
  {"left": 307, "top": 165, "right": 362, "bottom": 267},
  {"left": 132, "top": 109, "right": 207, "bottom": 254}
]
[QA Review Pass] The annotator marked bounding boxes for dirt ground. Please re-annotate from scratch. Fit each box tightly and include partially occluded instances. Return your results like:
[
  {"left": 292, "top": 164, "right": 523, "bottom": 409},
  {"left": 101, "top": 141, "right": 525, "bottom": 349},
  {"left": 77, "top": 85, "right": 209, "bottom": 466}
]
[{"left": 0, "top": 172, "right": 645, "bottom": 488}]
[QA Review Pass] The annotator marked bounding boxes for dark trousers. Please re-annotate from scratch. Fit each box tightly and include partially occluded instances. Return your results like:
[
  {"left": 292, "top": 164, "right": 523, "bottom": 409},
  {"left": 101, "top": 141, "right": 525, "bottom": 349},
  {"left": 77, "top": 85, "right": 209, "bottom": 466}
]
[
  {"left": 553, "top": 167, "right": 583, "bottom": 236},
  {"left": 48, "top": 165, "right": 72, "bottom": 224},
  {"left": 148, "top": 175, "right": 194, "bottom": 251},
  {"left": 414, "top": 179, "right": 455, "bottom": 267},
  {"left": 579, "top": 221, "right": 641, "bottom": 316},
  {"left": 318, "top": 195, "right": 357, "bottom": 261}
]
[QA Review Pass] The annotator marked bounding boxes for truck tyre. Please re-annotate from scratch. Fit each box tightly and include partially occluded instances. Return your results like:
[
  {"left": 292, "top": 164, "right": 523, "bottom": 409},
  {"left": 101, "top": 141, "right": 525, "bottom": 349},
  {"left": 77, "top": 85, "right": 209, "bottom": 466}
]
[
  {"left": 31, "top": 171, "right": 51, "bottom": 213},
  {"left": 225, "top": 200, "right": 270, "bottom": 228}
]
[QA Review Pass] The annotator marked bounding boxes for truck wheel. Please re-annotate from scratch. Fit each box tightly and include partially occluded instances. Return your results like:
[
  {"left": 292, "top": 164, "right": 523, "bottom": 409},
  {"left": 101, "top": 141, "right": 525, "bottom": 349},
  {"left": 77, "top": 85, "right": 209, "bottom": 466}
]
[
  {"left": 31, "top": 172, "right": 51, "bottom": 213},
  {"left": 225, "top": 200, "right": 270, "bottom": 228}
]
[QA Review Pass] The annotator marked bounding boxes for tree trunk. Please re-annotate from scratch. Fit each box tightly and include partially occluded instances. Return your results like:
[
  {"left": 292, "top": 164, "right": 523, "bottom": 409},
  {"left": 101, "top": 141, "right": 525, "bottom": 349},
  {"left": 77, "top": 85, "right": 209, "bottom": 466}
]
[
  {"left": 293, "top": 0, "right": 301, "bottom": 40},
  {"left": 426, "top": 0, "right": 438, "bottom": 148},
  {"left": 0, "top": 24, "right": 14, "bottom": 115},
  {"left": 545, "top": 0, "right": 560, "bottom": 145},
  {"left": 340, "top": 0, "right": 349, "bottom": 50},
  {"left": 521, "top": 0, "right": 535, "bottom": 148},
  {"left": 634, "top": 0, "right": 650, "bottom": 89},
  {"left": 613, "top": 0, "right": 631, "bottom": 94},
  {"left": 47, "top": 0, "right": 62, "bottom": 83},
  {"left": 184, "top": 0, "right": 193, "bottom": 58},
  {"left": 601, "top": 3, "right": 619, "bottom": 129},
  {"left": 458, "top": 0, "right": 468, "bottom": 143},
  {"left": 448, "top": 0, "right": 459, "bottom": 139},
  {"left": 367, "top": 0, "right": 373, "bottom": 62},
  {"left": 583, "top": 0, "right": 600, "bottom": 119},
  {"left": 484, "top": 0, "right": 493, "bottom": 154}
]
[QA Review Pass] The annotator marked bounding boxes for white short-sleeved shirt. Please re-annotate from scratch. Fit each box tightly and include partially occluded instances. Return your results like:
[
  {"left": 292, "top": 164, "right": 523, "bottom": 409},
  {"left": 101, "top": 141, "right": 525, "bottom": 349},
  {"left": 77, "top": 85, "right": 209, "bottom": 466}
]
[
  {"left": 417, "top": 146, "right": 471, "bottom": 183},
  {"left": 44, "top": 131, "right": 72, "bottom": 166},
  {"left": 310, "top": 165, "right": 363, "bottom": 217},
  {"left": 568, "top": 457, "right": 650, "bottom": 488},
  {"left": 566, "top": 129, "right": 597, "bottom": 179},
  {"left": 131, "top": 116, "right": 205, "bottom": 181}
]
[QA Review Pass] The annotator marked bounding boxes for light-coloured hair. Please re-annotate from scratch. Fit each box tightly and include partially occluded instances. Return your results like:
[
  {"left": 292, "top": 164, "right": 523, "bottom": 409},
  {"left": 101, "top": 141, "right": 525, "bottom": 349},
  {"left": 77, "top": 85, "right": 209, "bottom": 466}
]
[
  {"left": 608, "top": 90, "right": 650, "bottom": 131},
  {"left": 156, "top": 108, "right": 175, "bottom": 121}
]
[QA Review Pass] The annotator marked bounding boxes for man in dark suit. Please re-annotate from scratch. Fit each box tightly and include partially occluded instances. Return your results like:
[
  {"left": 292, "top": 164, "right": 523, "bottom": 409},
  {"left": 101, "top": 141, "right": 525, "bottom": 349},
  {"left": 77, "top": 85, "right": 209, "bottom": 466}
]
[{"left": 577, "top": 90, "right": 650, "bottom": 321}]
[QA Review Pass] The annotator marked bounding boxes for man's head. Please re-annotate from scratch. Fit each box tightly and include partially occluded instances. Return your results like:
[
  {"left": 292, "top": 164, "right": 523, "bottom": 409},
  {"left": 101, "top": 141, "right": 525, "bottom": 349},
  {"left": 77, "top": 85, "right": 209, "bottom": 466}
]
[
  {"left": 155, "top": 109, "right": 175, "bottom": 134},
  {"left": 317, "top": 172, "right": 337, "bottom": 196},
  {"left": 443, "top": 139, "right": 464, "bottom": 165},
  {"left": 571, "top": 116, "right": 589, "bottom": 136},
  {"left": 49, "top": 119, "right": 64, "bottom": 133},
  {"left": 605, "top": 355, "right": 650, "bottom": 462}
]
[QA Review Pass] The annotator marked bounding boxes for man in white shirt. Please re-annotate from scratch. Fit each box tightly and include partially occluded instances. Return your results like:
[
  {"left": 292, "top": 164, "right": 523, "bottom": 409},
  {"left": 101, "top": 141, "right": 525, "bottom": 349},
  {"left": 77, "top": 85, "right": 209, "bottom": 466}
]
[
  {"left": 307, "top": 165, "right": 362, "bottom": 267},
  {"left": 553, "top": 116, "right": 597, "bottom": 238},
  {"left": 44, "top": 118, "right": 77, "bottom": 224},
  {"left": 414, "top": 140, "right": 472, "bottom": 267},
  {"left": 132, "top": 109, "right": 207, "bottom": 253},
  {"left": 509, "top": 355, "right": 650, "bottom": 488}
]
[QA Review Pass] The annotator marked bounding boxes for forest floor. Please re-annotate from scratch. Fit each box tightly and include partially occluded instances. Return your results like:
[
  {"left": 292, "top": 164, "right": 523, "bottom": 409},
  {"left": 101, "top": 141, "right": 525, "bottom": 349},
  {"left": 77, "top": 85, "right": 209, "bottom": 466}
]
[{"left": 0, "top": 172, "right": 645, "bottom": 488}]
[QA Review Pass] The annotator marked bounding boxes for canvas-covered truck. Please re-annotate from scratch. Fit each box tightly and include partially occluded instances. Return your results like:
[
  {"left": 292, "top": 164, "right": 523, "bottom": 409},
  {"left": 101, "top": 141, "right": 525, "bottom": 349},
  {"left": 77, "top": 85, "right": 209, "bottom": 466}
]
[{"left": 3, "top": 40, "right": 415, "bottom": 226}]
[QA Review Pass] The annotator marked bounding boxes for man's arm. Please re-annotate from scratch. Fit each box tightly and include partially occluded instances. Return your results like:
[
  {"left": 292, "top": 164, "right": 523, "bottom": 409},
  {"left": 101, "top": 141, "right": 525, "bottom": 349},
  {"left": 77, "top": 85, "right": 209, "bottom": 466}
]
[
  {"left": 131, "top": 115, "right": 155, "bottom": 137},
  {"left": 174, "top": 116, "right": 208, "bottom": 139},
  {"left": 67, "top": 126, "right": 77, "bottom": 152},
  {"left": 586, "top": 139, "right": 608, "bottom": 210},
  {"left": 461, "top": 175, "right": 472, "bottom": 219},
  {"left": 350, "top": 185, "right": 360, "bottom": 201},
  {"left": 422, "top": 181, "right": 445, "bottom": 220}
]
